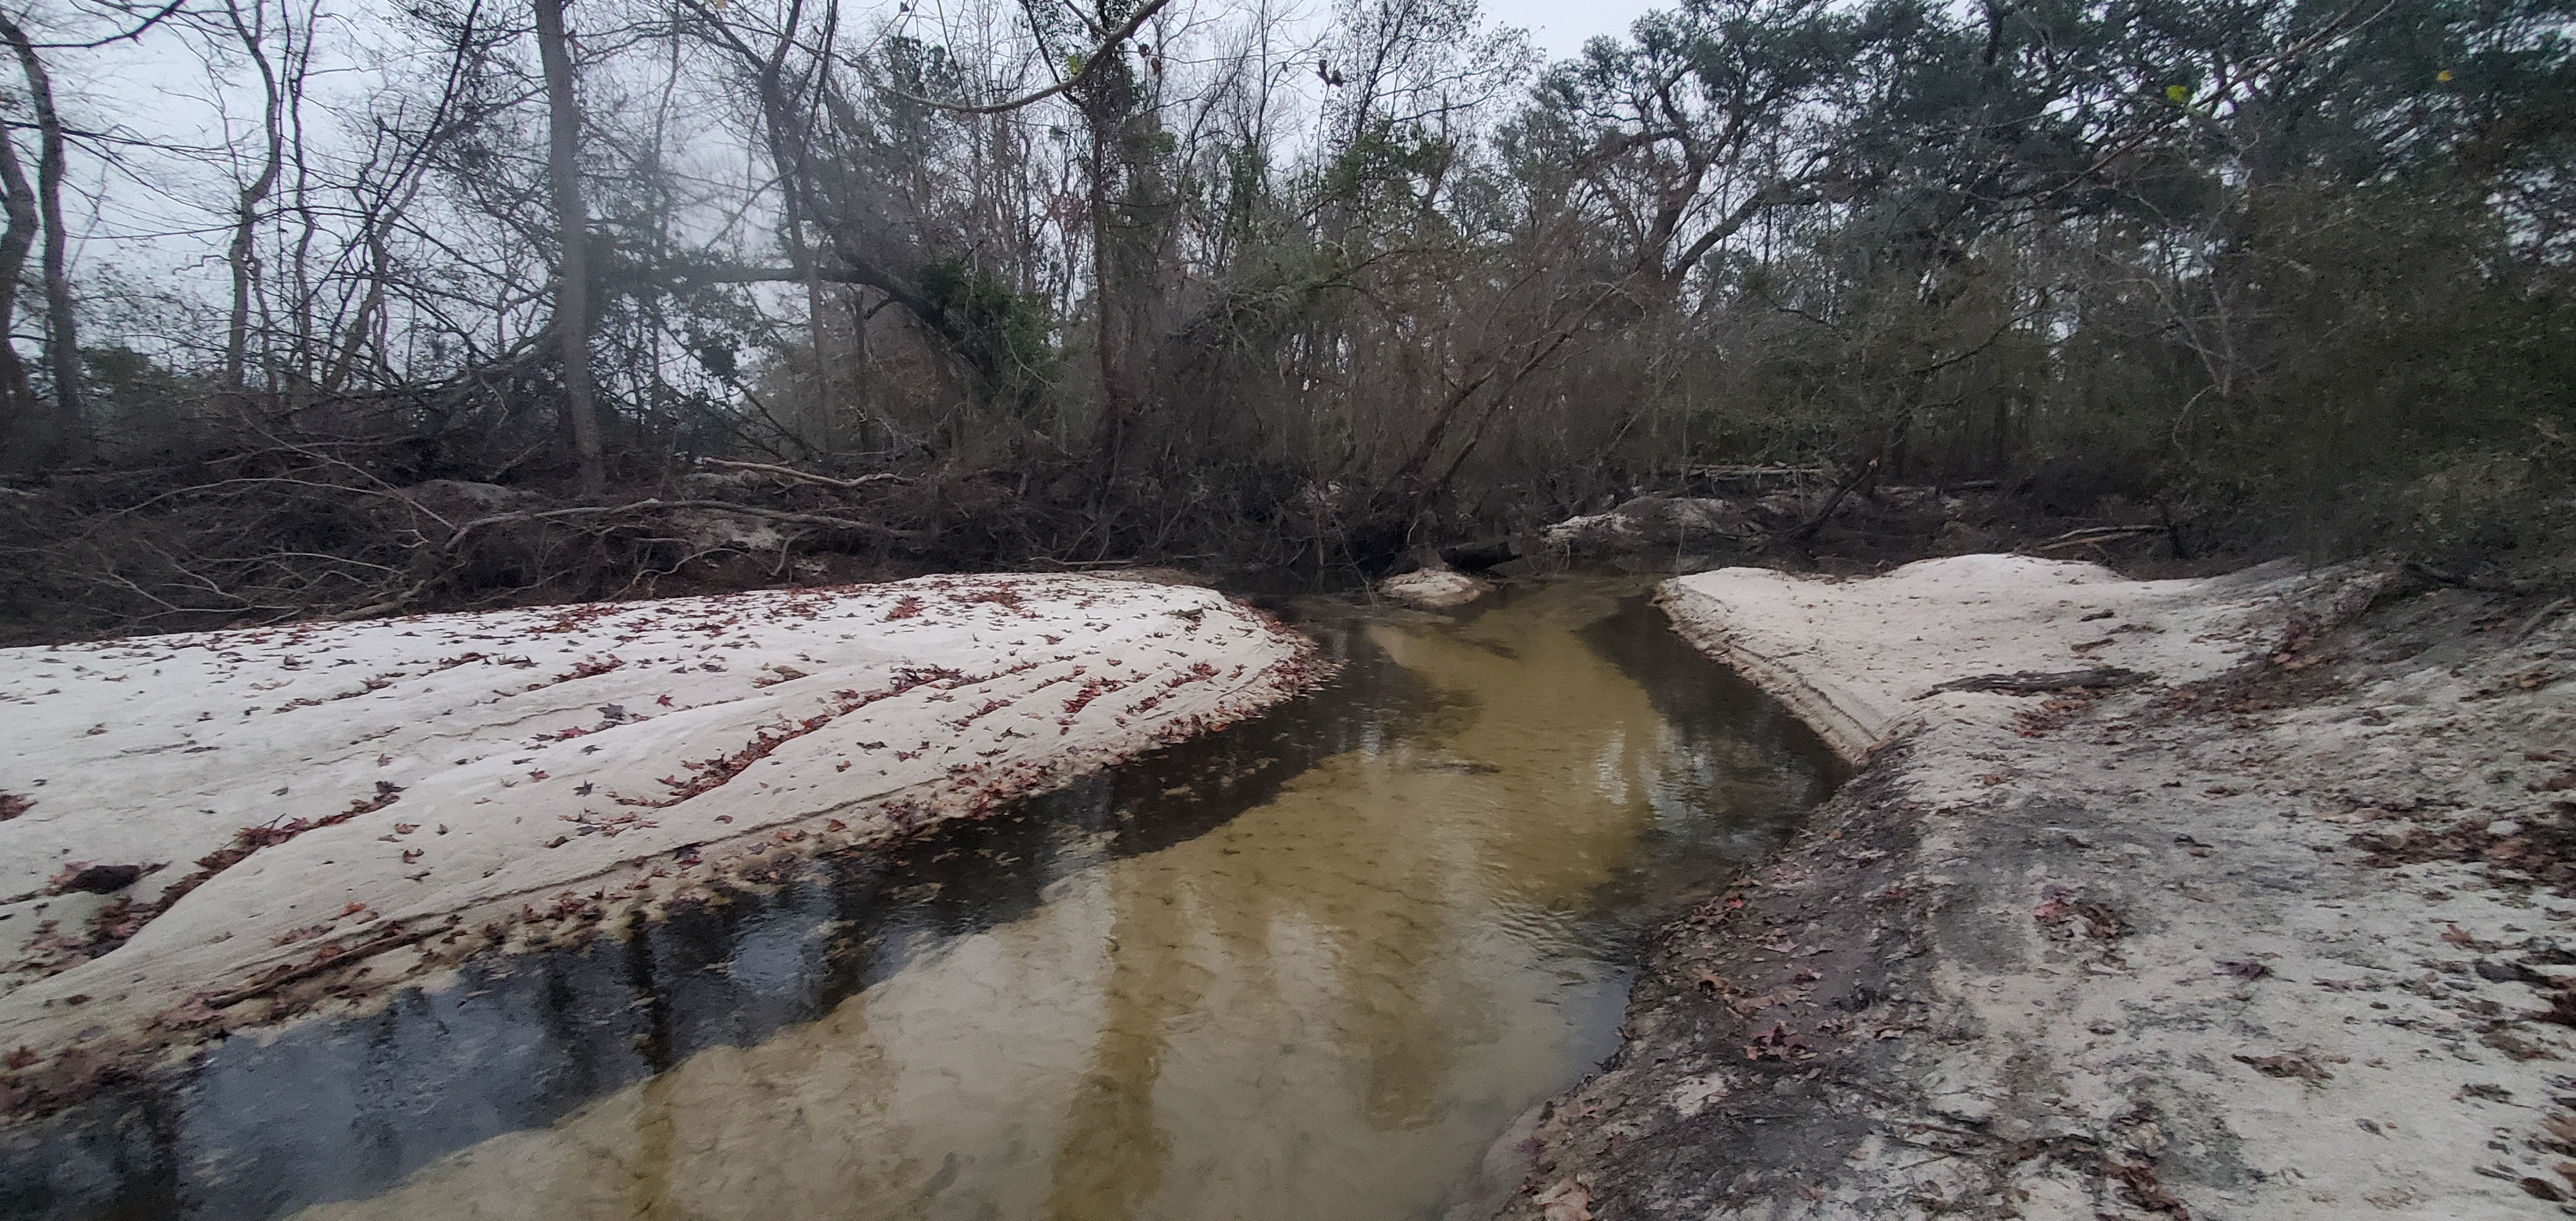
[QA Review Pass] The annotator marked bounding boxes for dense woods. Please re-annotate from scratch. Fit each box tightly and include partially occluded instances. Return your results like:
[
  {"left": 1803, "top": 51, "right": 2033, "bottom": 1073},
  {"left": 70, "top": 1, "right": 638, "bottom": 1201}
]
[{"left": 0, "top": 0, "right": 2569, "bottom": 636}]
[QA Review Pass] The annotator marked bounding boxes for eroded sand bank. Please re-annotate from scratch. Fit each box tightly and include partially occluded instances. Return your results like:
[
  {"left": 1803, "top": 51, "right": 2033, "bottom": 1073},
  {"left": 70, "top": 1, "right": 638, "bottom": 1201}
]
[
  {"left": 0, "top": 574, "right": 1324, "bottom": 1091},
  {"left": 1497, "top": 555, "right": 2576, "bottom": 1219}
]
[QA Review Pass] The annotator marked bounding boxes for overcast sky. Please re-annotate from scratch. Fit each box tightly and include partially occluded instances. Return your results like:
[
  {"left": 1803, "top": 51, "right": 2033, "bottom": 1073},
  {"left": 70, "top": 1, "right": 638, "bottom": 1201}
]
[
  {"left": 49, "top": 0, "right": 1682, "bottom": 340},
  {"left": 1483, "top": 0, "right": 1662, "bottom": 61}
]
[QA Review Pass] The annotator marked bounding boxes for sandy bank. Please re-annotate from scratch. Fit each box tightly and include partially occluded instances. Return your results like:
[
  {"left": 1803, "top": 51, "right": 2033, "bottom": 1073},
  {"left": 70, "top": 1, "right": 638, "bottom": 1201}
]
[
  {"left": 0, "top": 574, "right": 1324, "bottom": 1098},
  {"left": 1380, "top": 566, "right": 1495, "bottom": 610},
  {"left": 1495, "top": 555, "right": 2576, "bottom": 1219}
]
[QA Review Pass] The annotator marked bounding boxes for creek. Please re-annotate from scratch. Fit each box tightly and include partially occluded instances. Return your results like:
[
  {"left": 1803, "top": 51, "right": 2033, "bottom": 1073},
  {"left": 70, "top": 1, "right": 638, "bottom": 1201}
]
[{"left": 4, "top": 579, "right": 1838, "bottom": 1221}]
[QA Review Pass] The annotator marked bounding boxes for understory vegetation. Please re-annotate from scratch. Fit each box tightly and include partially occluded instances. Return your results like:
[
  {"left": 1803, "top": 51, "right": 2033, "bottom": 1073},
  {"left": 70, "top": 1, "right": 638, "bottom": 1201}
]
[{"left": 0, "top": 0, "right": 2569, "bottom": 638}]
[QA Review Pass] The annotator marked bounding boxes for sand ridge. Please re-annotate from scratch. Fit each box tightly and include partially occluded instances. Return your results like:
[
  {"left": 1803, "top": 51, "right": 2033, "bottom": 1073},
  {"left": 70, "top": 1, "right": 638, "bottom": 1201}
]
[{"left": 0, "top": 573, "right": 1324, "bottom": 1080}]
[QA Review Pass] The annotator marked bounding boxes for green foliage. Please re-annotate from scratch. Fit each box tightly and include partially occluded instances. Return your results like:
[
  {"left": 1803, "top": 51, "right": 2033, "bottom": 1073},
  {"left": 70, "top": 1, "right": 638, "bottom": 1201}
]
[{"left": 917, "top": 255, "right": 1058, "bottom": 413}]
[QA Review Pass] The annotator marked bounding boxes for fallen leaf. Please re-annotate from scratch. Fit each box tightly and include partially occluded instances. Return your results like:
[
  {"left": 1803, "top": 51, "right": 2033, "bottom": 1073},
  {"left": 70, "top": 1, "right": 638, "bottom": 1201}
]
[
  {"left": 154, "top": 1000, "right": 222, "bottom": 1030},
  {"left": 1534, "top": 1179, "right": 1593, "bottom": 1221},
  {"left": 2035, "top": 895, "right": 2127, "bottom": 940},
  {"left": 2235, "top": 1052, "right": 2332, "bottom": 1082},
  {"left": 2443, "top": 924, "right": 2478, "bottom": 945},
  {"left": 271, "top": 923, "right": 332, "bottom": 946},
  {"left": 2103, "top": 1160, "right": 2193, "bottom": 1217},
  {"left": 2216, "top": 959, "right": 2272, "bottom": 980}
]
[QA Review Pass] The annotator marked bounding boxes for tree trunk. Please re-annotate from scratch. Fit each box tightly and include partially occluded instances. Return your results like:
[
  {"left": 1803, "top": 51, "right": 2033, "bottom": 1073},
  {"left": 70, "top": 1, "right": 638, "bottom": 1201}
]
[
  {"left": 224, "top": 0, "right": 288, "bottom": 390},
  {"left": 0, "top": 122, "right": 40, "bottom": 460},
  {"left": 0, "top": 15, "right": 86, "bottom": 466},
  {"left": 1073, "top": 42, "right": 1163, "bottom": 486},
  {"left": 534, "top": 0, "right": 604, "bottom": 497}
]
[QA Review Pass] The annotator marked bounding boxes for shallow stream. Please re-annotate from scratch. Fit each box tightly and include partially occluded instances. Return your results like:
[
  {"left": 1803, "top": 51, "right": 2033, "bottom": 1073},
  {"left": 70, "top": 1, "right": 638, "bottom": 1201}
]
[{"left": 6, "top": 579, "right": 1838, "bottom": 1221}]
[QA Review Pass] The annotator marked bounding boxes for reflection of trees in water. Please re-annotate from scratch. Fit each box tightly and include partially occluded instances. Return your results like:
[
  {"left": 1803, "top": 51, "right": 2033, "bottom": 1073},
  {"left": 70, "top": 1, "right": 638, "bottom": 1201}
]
[
  {"left": 2, "top": 585, "right": 1839, "bottom": 1221},
  {"left": 1042, "top": 856, "right": 1199, "bottom": 1221},
  {"left": 1019, "top": 583, "right": 1836, "bottom": 1211}
]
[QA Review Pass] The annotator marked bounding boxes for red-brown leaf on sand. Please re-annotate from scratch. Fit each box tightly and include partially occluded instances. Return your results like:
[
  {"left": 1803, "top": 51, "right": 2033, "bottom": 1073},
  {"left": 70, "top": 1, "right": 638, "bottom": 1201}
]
[
  {"left": 1533, "top": 1177, "right": 1594, "bottom": 1221},
  {"left": 2104, "top": 1159, "right": 2194, "bottom": 1218},
  {"left": 2034, "top": 892, "right": 2125, "bottom": 940}
]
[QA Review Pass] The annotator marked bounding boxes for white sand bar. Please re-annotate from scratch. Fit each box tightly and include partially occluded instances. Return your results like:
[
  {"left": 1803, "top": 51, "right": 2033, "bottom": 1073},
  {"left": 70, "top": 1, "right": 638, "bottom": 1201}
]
[
  {"left": 0, "top": 574, "right": 1320, "bottom": 1059},
  {"left": 1660, "top": 553, "right": 2322, "bottom": 762},
  {"left": 1606, "top": 554, "right": 2576, "bottom": 1218}
]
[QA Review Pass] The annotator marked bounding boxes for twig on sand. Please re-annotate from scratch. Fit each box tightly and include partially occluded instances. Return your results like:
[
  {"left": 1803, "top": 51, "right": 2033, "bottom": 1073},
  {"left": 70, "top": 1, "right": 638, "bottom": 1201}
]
[
  {"left": 1917, "top": 668, "right": 2152, "bottom": 698},
  {"left": 2516, "top": 598, "right": 2572, "bottom": 642},
  {"left": 205, "top": 916, "right": 460, "bottom": 1009}
]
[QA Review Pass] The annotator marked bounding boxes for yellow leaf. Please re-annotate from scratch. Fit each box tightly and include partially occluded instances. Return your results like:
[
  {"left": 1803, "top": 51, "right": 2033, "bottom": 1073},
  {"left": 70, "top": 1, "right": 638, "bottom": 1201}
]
[
  {"left": 2437, "top": 69, "right": 2455, "bottom": 83},
  {"left": 2165, "top": 84, "right": 2188, "bottom": 102}
]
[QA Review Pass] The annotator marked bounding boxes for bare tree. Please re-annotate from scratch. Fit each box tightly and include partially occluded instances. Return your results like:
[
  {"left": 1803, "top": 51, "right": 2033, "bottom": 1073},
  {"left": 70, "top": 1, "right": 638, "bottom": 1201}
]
[
  {"left": 217, "top": 0, "right": 290, "bottom": 390},
  {"left": 0, "top": 101, "right": 40, "bottom": 446},
  {"left": 534, "top": 0, "right": 604, "bottom": 495},
  {"left": 0, "top": 11, "right": 84, "bottom": 465}
]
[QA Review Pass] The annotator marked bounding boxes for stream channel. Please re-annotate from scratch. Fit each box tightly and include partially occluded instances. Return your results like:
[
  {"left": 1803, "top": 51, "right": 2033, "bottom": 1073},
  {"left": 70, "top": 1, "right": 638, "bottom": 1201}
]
[{"left": 6, "top": 578, "right": 1840, "bottom": 1221}]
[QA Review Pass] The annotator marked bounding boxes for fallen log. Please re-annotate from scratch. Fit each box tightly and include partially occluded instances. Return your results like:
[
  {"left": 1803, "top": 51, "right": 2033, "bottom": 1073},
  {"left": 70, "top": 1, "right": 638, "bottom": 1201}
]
[{"left": 2023, "top": 524, "right": 2169, "bottom": 553}]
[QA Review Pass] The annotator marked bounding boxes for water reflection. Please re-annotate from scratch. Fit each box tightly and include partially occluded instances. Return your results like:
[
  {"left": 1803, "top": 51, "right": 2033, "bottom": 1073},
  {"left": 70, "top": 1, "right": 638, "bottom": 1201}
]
[{"left": 1, "top": 581, "right": 1838, "bottom": 1221}]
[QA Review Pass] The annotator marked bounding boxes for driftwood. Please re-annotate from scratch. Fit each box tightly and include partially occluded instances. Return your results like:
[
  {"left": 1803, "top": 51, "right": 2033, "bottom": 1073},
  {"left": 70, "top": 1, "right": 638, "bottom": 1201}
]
[
  {"left": 2404, "top": 561, "right": 2539, "bottom": 597},
  {"left": 328, "top": 497, "right": 921, "bottom": 622},
  {"left": 2024, "top": 524, "right": 2170, "bottom": 553},
  {"left": 2517, "top": 598, "right": 2573, "bottom": 642},
  {"left": 697, "top": 458, "right": 910, "bottom": 490},
  {"left": 438, "top": 497, "right": 920, "bottom": 558},
  {"left": 1918, "top": 667, "right": 2153, "bottom": 697}
]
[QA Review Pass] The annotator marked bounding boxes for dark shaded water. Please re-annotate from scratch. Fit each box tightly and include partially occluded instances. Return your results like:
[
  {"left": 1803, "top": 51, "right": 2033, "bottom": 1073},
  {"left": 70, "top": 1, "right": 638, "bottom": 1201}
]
[{"left": 3, "top": 580, "right": 1839, "bottom": 1221}]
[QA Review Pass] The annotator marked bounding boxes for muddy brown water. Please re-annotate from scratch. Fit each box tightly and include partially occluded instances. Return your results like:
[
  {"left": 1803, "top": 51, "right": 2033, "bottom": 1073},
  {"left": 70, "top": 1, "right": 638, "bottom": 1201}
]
[{"left": 3, "top": 580, "right": 1839, "bottom": 1221}]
